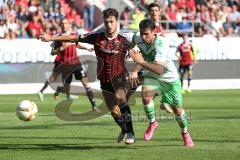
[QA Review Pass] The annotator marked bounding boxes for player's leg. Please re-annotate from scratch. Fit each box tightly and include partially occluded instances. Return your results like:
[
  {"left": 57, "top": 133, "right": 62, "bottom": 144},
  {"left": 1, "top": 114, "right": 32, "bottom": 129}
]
[
  {"left": 64, "top": 74, "right": 74, "bottom": 100},
  {"left": 142, "top": 78, "right": 159, "bottom": 141},
  {"left": 75, "top": 64, "right": 100, "bottom": 112},
  {"left": 81, "top": 77, "right": 100, "bottom": 112},
  {"left": 100, "top": 82, "right": 128, "bottom": 143},
  {"left": 55, "top": 64, "right": 79, "bottom": 100},
  {"left": 115, "top": 86, "right": 135, "bottom": 144},
  {"left": 178, "top": 65, "right": 186, "bottom": 93},
  {"left": 162, "top": 80, "right": 194, "bottom": 147},
  {"left": 171, "top": 106, "right": 194, "bottom": 147},
  {"left": 186, "top": 64, "right": 193, "bottom": 93},
  {"left": 38, "top": 62, "right": 60, "bottom": 101},
  {"left": 38, "top": 80, "right": 48, "bottom": 101},
  {"left": 142, "top": 86, "right": 158, "bottom": 141},
  {"left": 160, "top": 103, "right": 174, "bottom": 114},
  {"left": 54, "top": 65, "right": 73, "bottom": 100},
  {"left": 47, "top": 62, "right": 65, "bottom": 99}
]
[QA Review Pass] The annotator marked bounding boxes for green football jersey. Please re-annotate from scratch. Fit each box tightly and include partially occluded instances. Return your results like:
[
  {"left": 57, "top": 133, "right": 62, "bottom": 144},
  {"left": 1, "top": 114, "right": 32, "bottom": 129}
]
[{"left": 133, "top": 32, "right": 179, "bottom": 82}]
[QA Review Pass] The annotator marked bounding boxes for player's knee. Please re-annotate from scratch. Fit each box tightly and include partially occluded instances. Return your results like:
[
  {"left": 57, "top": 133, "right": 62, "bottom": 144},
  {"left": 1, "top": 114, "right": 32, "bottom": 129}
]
[
  {"left": 142, "top": 97, "right": 153, "bottom": 105},
  {"left": 116, "top": 91, "right": 127, "bottom": 104},
  {"left": 111, "top": 106, "right": 121, "bottom": 118},
  {"left": 81, "top": 78, "right": 89, "bottom": 88},
  {"left": 173, "top": 107, "right": 183, "bottom": 116},
  {"left": 49, "top": 76, "right": 55, "bottom": 83}
]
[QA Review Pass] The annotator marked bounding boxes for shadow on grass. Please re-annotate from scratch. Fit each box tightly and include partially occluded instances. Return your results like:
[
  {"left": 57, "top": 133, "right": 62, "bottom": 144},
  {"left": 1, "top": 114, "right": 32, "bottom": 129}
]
[
  {"left": 0, "top": 136, "right": 111, "bottom": 140},
  {"left": 0, "top": 121, "right": 114, "bottom": 130},
  {"left": 0, "top": 143, "right": 165, "bottom": 150}
]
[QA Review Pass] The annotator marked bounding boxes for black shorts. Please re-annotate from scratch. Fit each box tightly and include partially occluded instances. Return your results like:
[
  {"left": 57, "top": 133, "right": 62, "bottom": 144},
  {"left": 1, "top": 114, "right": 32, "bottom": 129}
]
[
  {"left": 53, "top": 61, "right": 60, "bottom": 71},
  {"left": 179, "top": 64, "right": 193, "bottom": 74},
  {"left": 100, "top": 75, "right": 130, "bottom": 110},
  {"left": 54, "top": 63, "right": 87, "bottom": 85}
]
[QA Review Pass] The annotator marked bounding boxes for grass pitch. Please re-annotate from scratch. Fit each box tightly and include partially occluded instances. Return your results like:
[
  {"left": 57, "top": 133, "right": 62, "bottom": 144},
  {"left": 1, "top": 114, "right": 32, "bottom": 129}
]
[{"left": 0, "top": 90, "right": 240, "bottom": 160}]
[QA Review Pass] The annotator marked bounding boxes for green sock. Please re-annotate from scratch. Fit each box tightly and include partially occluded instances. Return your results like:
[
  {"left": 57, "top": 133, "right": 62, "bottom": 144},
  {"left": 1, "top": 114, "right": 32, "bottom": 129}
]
[
  {"left": 175, "top": 111, "right": 188, "bottom": 133},
  {"left": 144, "top": 101, "right": 155, "bottom": 123}
]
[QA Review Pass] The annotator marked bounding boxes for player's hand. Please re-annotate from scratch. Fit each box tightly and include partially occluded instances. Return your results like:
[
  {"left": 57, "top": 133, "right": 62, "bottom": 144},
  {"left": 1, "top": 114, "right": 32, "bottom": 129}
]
[
  {"left": 129, "top": 49, "right": 144, "bottom": 64},
  {"left": 38, "top": 32, "right": 52, "bottom": 42},
  {"left": 129, "top": 71, "right": 140, "bottom": 87}
]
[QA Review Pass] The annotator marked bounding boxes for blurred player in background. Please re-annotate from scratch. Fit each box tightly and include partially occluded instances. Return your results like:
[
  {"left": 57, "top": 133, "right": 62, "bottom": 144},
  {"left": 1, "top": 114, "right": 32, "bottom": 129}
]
[
  {"left": 129, "top": 19, "right": 194, "bottom": 147},
  {"left": 37, "top": 42, "right": 61, "bottom": 102},
  {"left": 38, "top": 18, "right": 100, "bottom": 112},
  {"left": 176, "top": 34, "right": 197, "bottom": 93},
  {"left": 39, "top": 8, "right": 136, "bottom": 144},
  {"left": 148, "top": 3, "right": 163, "bottom": 36},
  {"left": 38, "top": 40, "right": 81, "bottom": 101}
]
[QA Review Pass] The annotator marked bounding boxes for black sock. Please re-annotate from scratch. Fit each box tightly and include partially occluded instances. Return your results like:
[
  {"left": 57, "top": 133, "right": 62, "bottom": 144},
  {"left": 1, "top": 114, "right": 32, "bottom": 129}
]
[
  {"left": 180, "top": 75, "right": 184, "bottom": 87},
  {"left": 55, "top": 86, "right": 62, "bottom": 96},
  {"left": 40, "top": 81, "right": 49, "bottom": 93},
  {"left": 112, "top": 115, "right": 127, "bottom": 133},
  {"left": 86, "top": 87, "right": 96, "bottom": 108},
  {"left": 188, "top": 78, "right": 191, "bottom": 88},
  {"left": 120, "top": 104, "right": 134, "bottom": 135}
]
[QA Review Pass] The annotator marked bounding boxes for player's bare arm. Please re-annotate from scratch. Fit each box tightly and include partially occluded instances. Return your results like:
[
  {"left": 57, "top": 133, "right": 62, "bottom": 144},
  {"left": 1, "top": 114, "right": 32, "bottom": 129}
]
[
  {"left": 39, "top": 32, "right": 79, "bottom": 42},
  {"left": 129, "top": 49, "right": 166, "bottom": 75},
  {"left": 77, "top": 43, "right": 94, "bottom": 52}
]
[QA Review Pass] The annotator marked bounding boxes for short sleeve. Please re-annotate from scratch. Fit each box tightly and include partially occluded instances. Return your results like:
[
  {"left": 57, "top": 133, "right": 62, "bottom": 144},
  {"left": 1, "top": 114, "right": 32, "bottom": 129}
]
[{"left": 78, "top": 33, "right": 96, "bottom": 45}]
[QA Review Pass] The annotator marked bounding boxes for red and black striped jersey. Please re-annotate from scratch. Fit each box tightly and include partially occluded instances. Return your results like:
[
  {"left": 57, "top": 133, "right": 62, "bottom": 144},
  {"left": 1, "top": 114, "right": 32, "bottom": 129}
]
[
  {"left": 154, "top": 22, "right": 163, "bottom": 35},
  {"left": 58, "top": 42, "right": 80, "bottom": 65},
  {"left": 177, "top": 42, "right": 194, "bottom": 65},
  {"left": 54, "top": 54, "right": 61, "bottom": 62},
  {"left": 51, "top": 33, "right": 80, "bottom": 65},
  {"left": 78, "top": 30, "right": 131, "bottom": 82}
]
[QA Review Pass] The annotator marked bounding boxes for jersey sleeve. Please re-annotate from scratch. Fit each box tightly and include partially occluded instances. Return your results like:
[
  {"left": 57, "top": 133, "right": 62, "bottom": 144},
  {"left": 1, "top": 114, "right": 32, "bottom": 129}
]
[
  {"left": 132, "top": 32, "right": 141, "bottom": 44},
  {"left": 78, "top": 27, "right": 105, "bottom": 44},
  {"left": 78, "top": 33, "right": 97, "bottom": 45}
]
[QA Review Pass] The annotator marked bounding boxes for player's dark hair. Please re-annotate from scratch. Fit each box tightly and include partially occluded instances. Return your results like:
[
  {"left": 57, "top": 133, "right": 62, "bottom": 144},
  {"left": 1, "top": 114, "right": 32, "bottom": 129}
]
[
  {"left": 139, "top": 19, "right": 156, "bottom": 31},
  {"left": 148, "top": 3, "right": 160, "bottom": 11},
  {"left": 103, "top": 8, "right": 119, "bottom": 20}
]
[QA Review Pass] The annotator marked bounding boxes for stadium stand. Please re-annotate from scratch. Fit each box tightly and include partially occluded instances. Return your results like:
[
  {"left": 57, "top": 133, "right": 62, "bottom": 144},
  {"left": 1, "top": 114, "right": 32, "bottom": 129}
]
[{"left": 0, "top": 0, "right": 239, "bottom": 39}]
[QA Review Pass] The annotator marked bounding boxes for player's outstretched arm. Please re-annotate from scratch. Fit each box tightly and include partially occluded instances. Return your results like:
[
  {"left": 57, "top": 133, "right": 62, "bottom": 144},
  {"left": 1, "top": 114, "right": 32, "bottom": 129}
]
[
  {"left": 77, "top": 43, "right": 94, "bottom": 52},
  {"left": 129, "top": 49, "right": 166, "bottom": 75},
  {"left": 39, "top": 32, "right": 79, "bottom": 42}
]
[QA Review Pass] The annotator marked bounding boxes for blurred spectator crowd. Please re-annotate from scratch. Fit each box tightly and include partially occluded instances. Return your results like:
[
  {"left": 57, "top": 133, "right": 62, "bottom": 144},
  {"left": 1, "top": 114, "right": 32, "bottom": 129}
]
[
  {"left": 122, "top": 0, "right": 240, "bottom": 37},
  {"left": 0, "top": 0, "right": 239, "bottom": 39},
  {"left": 0, "top": 0, "right": 85, "bottom": 39}
]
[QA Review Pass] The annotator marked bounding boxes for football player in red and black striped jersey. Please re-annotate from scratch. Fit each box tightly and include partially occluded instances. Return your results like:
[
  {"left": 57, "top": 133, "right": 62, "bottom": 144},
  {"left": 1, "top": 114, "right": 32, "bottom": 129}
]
[
  {"left": 176, "top": 34, "right": 197, "bottom": 93},
  {"left": 148, "top": 3, "right": 163, "bottom": 36},
  {"left": 39, "top": 8, "right": 135, "bottom": 144},
  {"left": 38, "top": 18, "right": 100, "bottom": 112}
]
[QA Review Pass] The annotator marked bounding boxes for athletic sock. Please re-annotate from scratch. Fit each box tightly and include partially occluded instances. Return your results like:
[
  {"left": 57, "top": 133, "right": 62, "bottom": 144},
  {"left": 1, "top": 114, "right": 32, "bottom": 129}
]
[
  {"left": 120, "top": 104, "right": 134, "bottom": 135},
  {"left": 55, "top": 86, "right": 62, "bottom": 97},
  {"left": 175, "top": 110, "right": 188, "bottom": 133},
  {"left": 180, "top": 73, "right": 184, "bottom": 87},
  {"left": 86, "top": 87, "right": 96, "bottom": 108},
  {"left": 112, "top": 114, "right": 127, "bottom": 133},
  {"left": 144, "top": 101, "right": 155, "bottom": 123},
  {"left": 187, "top": 78, "right": 191, "bottom": 88},
  {"left": 40, "top": 80, "right": 49, "bottom": 93}
]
